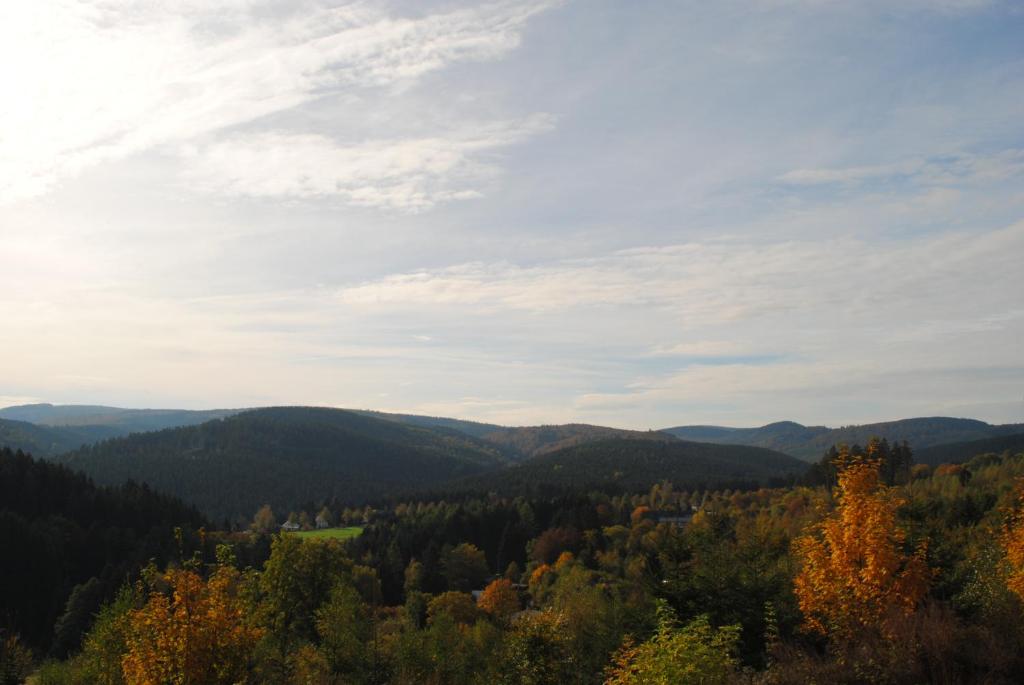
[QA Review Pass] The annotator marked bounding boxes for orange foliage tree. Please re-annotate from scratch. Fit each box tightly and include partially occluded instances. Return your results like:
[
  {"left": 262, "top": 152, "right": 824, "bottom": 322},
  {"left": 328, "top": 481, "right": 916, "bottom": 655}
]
[
  {"left": 121, "top": 565, "right": 262, "bottom": 684},
  {"left": 793, "top": 443, "right": 931, "bottom": 637},
  {"left": 1003, "top": 479, "right": 1024, "bottom": 601},
  {"left": 477, "top": 578, "right": 520, "bottom": 622}
]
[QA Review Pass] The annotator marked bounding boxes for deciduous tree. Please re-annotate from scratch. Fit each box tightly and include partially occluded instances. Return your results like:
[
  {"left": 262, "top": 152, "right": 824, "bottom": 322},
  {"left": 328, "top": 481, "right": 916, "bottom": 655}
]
[{"left": 793, "top": 445, "right": 930, "bottom": 637}]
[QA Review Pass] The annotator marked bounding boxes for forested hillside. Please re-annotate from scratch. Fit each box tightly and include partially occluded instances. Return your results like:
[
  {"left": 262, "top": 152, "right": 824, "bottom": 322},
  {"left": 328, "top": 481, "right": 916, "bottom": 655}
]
[
  {"left": 663, "top": 417, "right": 1024, "bottom": 461},
  {"left": 28, "top": 443, "right": 1024, "bottom": 684},
  {"left": 915, "top": 432, "right": 1024, "bottom": 466},
  {"left": 0, "top": 403, "right": 240, "bottom": 433},
  {"left": 0, "top": 447, "right": 206, "bottom": 657},
  {"left": 56, "top": 407, "right": 508, "bottom": 522},
  {"left": 354, "top": 410, "right": 504, "bottom": 440},
  {"left": 0, "top": 418, "right": 122, "bottom": 457},
  {"left": 445, "top": 438, "right": 805, "bottom": 498},
  {"left": 478, "top": 424, "right": 677, "bottom": 460},
  {"left": 358, "top": 413, "right": 678, "bottom": 459}
]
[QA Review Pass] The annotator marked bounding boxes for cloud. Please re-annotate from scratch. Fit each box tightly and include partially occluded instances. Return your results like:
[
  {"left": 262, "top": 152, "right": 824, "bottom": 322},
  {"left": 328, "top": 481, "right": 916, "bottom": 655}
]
[
  {"left": 180, "top": 114, "right": 554, "bottom": 210},
  {"left": 647, "top": 341, "right": 755, "bottom": 357},
  {"left": 0, "top": 0, "right": 559, "bottom": 205},
  {"left": 336, "top": 221, "right": 1024, "bottom": 322},
  {"left": 779, "top": 150, "right": 1024, "bottom": 187}
]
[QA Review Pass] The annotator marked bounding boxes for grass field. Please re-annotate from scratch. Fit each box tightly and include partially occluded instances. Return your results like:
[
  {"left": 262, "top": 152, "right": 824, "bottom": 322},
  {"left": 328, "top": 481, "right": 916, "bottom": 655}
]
[{"left": 292, "top": 526, "right": 364, "bottom": 541}]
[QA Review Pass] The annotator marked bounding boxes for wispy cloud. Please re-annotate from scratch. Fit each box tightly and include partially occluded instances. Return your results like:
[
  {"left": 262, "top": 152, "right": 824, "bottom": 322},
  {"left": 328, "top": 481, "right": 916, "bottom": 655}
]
[
  {"left": 0, "top": 0, "right": 558, "bottom": 205},
  {"left": 779, "top": 150, "right": 1024, "bottom": 187},
  {"left": 335, "top": 221, "right": 1024, "bottom": 322},
  {"left": 181, "top": 114, "right": 554, "bottom": 210}
]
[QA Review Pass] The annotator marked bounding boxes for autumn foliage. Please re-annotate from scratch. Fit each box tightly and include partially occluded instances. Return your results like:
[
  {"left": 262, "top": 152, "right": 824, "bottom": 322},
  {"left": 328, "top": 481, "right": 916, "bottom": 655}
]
[
  {"left": 793, "top": 443, "right": 931, "bottom": 637},
  {"left": 478, "top": 578, "right": 520, "bottom": 622},
  {"left": 1003, "top": 479, "right": 1024, "bottom": 601},
  {"left": 121, "top": 565, "right": 262, "bottom": 685}
]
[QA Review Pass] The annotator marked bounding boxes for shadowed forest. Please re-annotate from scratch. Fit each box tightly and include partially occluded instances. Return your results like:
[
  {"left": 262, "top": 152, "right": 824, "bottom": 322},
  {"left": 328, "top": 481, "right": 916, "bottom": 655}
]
[{"left": 4, "top": 437, "right": 1024, "bottom": 684}]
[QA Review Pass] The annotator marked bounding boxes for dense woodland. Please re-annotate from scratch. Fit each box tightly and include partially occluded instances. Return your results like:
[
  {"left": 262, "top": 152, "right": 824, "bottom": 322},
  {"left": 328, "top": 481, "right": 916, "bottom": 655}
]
[
  {"left": 5, "top": 433, "right": 1024, "bottom": 684},
  {"left": 664, "top": 418, "right": 1024, "bottom": 461},
  {"left": 51, "top": 408, "right": 810, "bottom": 522},
  {"left": 0, "top": 448, "right": 206, "bottom": 657},
  {"left": 56, "top": 408, "right": 511, "bottom": 522}
]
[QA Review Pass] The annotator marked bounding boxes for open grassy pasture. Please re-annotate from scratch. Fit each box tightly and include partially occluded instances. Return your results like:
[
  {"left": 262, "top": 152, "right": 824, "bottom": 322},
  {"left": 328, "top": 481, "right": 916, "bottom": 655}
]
[{"left": 293, "top": 526, "right": 364, "bottom": 541}]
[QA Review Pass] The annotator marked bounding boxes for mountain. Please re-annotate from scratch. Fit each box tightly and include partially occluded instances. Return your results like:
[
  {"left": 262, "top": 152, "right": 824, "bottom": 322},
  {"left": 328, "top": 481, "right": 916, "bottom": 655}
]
[
  {"left": 0, "top": 417, "right": 123, "bottom": 457},
  {"left": 0, "top": 403, "right": 241, "bottom": 433},
  {"left": 478, "top": 423, "right": 678, "bottom": 460},
  {"left": 441, "top": 437, "right": 806, "bottom": 498},
  {"left": 56, "top": 406, "right": 509, "bottom": 522},
  {"left": 353, "top": 409, "right": 504, "bottom": 439},
  {"left": 355, "top": 412, "right": 675, "bottom": 459},
  {"left": 661, "top": 417, "right": 1024, "bottom": 461},
  {"left": 915, "top": 432, "right": 1024, "bottom": 466}
]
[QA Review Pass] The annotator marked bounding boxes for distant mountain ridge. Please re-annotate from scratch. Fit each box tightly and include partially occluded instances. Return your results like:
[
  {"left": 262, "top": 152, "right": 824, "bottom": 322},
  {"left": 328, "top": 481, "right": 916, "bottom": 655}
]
[
  {"left": 0, "top": 417, "right": 123, "bottom": 457},
  {"left": 353, "top": 409, "right": 504, "bottom": 440},
  {"left": 0, "top": 403, "right": 241, "bottom": 431},
  {"left": 478, "top": 423, "right": 677, "bottom": 459},
  {"left": 443, "top": 438, "right": 806, "bottom": 498},
  {"left": 661, "top": 417, "right": 1024, "bottom": 461},
  {"left": 56, "top": 406, "right": 509, "bottom": 521},
  {"left": 914, "top": 432, "right": 1024, "bottom": 466}
]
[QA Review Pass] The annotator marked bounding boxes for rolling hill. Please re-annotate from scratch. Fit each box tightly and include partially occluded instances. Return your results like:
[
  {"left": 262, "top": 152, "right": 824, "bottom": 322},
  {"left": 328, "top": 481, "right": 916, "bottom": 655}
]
[
  {"left": 0, "top": 403, "right": 241, "bottom": 433},
  {"left": 914, "top": 432, "right": 1024, "bottom": 466},
  {"left": 353, "top": 409, "right": 505, "bottom": 439},
  {"left": 661, "top": 417, "right": 1024, "bottom": 461},
  {"left": 441, "top": 437, "right": 806, "bottom": 498},
  {"left": 55, "top": 406, "right": 508, "bottom": 522},
  {"left": 357, "top": 412, "right": 679, "bottom": 459},
  {"left": 0, "top": 417, "right": 123, "bottom": 457},
  {"left": 478, "top": 423, "right": 677, "bottom": 460}
]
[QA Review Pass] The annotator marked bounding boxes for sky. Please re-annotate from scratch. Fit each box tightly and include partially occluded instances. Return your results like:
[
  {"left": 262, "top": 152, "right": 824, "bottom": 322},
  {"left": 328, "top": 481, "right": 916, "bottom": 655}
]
[{"left": 1, "top": 0, "right": 1023, "bottom": 429}]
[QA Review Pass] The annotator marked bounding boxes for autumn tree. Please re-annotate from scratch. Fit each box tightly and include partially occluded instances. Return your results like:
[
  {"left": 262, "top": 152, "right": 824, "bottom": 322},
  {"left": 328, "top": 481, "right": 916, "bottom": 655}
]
[
  {"left": 317, "top": 506, "right": 334, "bottom": 528},
  {"left": 793, "top": 444, "right": 930, "bottom": 638},
  {"left": 252, "top": 504, "right": 276, "bottom": 533},
  {"left": 121, "top": 565, "right": 262, "bottom": 685},
  {"left": 478, "top": 578, "right": 520, "bottom": 623},
  {"left": 498, "top": 609, "right": 577, "bottom": 685},
  {"left": 427, "top": 592, "right": 481, "bottom": 626},
  {"left": 528, "top": 527, "right": 582, "bottom": 565},
  {"left": 1002, "top": 478, "right": 1024, "bottom": 601}
]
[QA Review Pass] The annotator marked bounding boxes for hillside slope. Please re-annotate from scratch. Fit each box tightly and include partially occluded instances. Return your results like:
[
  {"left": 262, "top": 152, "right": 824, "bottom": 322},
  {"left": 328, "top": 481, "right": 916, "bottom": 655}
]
[
  {"left": 0, "top": 447, "right": 206, "bottom": 653},
  {"left": 442, "top": 437, "right": 806, "bottom": 498},
  {"left": 480, "top": 423, "right": 677, "bottom": 460},
  {"left": 353, "top": 409, "right": 504, "bottom": 439},
  {"left": 0, "top": 403, "right": 241, "bottom": 432},
  {"left": 662, "top": 417, "right": 1024, "bottom": 461},
  {"left": 0, "top": 417, "right": 122, "bottom": 457},
  {"left": 915, "top": 432, "right": 1024, "bottom": 466},
  {"left": 56, "top": 406, "right": 508, "bottom": 521},
  {"left": 354, "top": 412, "right": 677, "bottom": 460}
]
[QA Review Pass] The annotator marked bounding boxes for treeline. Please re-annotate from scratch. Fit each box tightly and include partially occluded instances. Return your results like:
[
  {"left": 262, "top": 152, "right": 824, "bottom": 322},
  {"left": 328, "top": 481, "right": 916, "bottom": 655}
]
[
  {"left": 439, "top": 438, "right": 806, "bottom": 499},
  {"left": 56, "top": 407, "right": 507, "bottom": 523},
  {"left": 21, "top": 441, "right": 1024, "bottom": 683},
  {"left": 0, "top": 448, "right": 207, "bottom": 660}
]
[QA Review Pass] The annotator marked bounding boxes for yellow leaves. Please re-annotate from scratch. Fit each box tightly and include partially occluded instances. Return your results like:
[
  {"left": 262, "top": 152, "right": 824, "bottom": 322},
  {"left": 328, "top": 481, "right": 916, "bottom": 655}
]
[
  {"left": 793, "top": 446, "right": 931, "bottom": 638},
  {"left": 121, "top": 566, "right": 263, "bottom": 685},
  {"left": 1002, "top": 479, "right": 1024, "bottom": 601}
]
